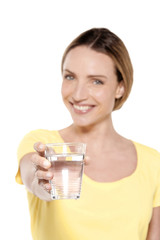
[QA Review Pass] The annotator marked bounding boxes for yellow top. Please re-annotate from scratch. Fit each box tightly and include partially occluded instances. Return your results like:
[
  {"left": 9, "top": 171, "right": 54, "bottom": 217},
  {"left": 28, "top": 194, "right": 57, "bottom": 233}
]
[{"left": 16, "top": 129, "right": 160, "bottom": 240}]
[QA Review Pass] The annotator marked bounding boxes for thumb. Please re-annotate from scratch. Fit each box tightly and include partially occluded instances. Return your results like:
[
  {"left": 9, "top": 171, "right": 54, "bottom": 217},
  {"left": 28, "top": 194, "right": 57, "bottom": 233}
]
[
  {"left": 34, "top": 142, "right": 46, "bottom": 156},
  {"left": 84, "top": 156, "right": 90, "bottom": 165}
]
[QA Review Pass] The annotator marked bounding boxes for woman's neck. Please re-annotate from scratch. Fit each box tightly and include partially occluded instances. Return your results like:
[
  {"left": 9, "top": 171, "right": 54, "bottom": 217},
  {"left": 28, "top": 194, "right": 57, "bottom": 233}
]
[{"left": 66, "top": 118, "right": 121, "bottom": 149}]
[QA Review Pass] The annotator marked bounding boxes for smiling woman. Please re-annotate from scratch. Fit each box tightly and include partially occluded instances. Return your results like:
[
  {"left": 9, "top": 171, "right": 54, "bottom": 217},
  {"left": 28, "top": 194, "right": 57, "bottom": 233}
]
[
  {"left": 61, "top": 28, "right": 133, "bottom": 111},
  {"left": 16, "top": 28, "right": 160, "bottom": 240}
]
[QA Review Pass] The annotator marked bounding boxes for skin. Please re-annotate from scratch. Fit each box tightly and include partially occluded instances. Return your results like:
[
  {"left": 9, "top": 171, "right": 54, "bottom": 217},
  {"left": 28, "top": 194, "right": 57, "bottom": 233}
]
[
  {"left": 20, "top": 46, "right": 160, "bottom": 237},
  {"left": 146, "top": 207, "right": 160, "bottom": 239}
]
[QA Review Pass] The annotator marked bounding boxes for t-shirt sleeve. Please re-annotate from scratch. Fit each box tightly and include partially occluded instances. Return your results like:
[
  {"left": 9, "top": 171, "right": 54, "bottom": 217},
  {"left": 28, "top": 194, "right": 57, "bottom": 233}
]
[
  {"left": 153, "top": 151, "right": 160, "bottom": 207},
  {"left": 15, "top": 130, "right": 40, "bottom": 185}
]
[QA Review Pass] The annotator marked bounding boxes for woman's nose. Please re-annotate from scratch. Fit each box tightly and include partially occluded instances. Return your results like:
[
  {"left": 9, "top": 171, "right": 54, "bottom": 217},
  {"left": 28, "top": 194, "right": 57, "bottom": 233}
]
[{"left": 72, "top": 82, "right": 88, "bottom": 102}]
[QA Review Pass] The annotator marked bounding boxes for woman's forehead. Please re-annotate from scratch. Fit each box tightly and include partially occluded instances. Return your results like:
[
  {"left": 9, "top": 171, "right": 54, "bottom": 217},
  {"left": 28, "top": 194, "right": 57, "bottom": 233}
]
[{"left": 63, "top": 46, "right": 116, "bottom": 76}]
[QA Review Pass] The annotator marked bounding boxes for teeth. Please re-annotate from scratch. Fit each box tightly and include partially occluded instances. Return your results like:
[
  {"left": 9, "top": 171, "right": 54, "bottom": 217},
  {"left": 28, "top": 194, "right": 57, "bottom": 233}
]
[{"left": 73, "top": 104, "right": 92, "bottom": 111}]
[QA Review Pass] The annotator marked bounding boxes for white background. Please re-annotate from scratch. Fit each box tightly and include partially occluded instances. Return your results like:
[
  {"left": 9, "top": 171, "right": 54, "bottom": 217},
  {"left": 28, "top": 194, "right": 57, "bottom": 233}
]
[{"left": 0, "top": 0, "right": 160, "bottom": 239}]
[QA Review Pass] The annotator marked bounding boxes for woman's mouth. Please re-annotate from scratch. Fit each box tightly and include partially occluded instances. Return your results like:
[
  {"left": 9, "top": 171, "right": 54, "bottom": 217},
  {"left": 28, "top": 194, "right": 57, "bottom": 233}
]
[{"left": 70, "top": 103, "right": 95, "bottom": 114}]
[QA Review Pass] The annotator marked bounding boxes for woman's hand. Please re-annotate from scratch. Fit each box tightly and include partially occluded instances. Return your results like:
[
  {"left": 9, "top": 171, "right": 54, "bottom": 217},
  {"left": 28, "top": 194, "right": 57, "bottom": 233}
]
[{"left": 20, "top": 142, "right": 53, "bottom": 201}]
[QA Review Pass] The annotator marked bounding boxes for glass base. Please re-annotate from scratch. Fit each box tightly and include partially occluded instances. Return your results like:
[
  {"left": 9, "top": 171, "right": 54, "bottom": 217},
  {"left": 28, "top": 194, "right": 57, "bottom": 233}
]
[{"left": 51, "top": 194, "right": 80, "bottom": 200}]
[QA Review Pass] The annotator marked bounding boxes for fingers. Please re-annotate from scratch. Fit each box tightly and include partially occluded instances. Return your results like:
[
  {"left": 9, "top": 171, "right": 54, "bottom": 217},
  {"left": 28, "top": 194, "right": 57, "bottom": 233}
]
[
  {"left": 34, "top": 142, "right": 46, "bottom": 157},
  {"left": 32, "top": 152, "right": 53, "bottom": 193},
  {"left": 36, "top": 169, "right": 53, "bottom": 181},
  {"left": 31, "top": 153, "right": 51, "bottom": 169},
  {"left": 31, "top": 143, "right": 53, "bottom": 195},
  {"left": 33, "top": 142, "right": 51, "bottom": 169},
  {"left": 36, "top": 170, "right": 53, "bottom": 192},
  {"left": 39, "top": 180, "right": 52, "bottom": 191}
]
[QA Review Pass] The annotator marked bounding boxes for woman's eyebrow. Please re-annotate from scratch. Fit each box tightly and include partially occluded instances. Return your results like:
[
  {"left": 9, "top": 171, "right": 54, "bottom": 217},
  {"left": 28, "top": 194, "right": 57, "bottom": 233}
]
[
  {"left": 63, "top": 69, "right": 75, "bottom": 74},
  {"left": 87, "top": 74, "right": 108, "bottom": 80}
]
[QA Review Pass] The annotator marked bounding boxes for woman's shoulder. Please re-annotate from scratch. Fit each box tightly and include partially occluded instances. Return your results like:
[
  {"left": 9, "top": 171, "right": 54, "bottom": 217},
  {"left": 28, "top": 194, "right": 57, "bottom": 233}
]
[
  {"left": 134, "top": 141, "right": 159, "bottom": 154},
  {"left": 133, "top": 140, "right": 160, "bottom": 167},
  {"left": 22, "top": 129, "right": 62, "bottom": 143}
]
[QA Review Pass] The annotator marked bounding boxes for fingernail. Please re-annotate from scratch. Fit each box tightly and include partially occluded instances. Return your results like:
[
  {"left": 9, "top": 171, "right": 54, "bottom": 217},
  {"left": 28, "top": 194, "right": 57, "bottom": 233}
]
[
  {"left": 46, "top": 172, "right": 52, "bottom": 178},
  {"left": 45, "top": 184, "right": 51, "bottom": 190},
  {"left": 39, "top": 144, "right": 44, "bottom": 150},
  {"left": 84, "top": 156, "right": 90, "bottom": 165},
  {"left": 43, "top": 160, "right": 50, "bottom": 168}
]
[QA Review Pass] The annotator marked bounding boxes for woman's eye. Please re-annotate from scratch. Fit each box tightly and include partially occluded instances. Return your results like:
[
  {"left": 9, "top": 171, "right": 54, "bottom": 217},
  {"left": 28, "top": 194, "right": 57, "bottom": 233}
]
[
  {"left": 93, "top": 80, "right": 104, "bottom": 85},
  {"left": 65, "top": 75, "right": 74, "bottom": 80}
]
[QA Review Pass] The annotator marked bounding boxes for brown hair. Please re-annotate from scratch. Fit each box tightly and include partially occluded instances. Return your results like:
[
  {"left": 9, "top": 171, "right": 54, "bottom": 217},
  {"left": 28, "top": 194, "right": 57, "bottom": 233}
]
[{"left": 61, "top": 28, "right": 133, "bottom": 110}]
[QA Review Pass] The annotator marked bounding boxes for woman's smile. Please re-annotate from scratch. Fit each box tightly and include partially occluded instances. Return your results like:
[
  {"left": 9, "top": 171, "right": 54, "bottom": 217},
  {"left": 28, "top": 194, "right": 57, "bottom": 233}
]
[{"left": 70, "top": 102, "right": 95, "bottom": 114}]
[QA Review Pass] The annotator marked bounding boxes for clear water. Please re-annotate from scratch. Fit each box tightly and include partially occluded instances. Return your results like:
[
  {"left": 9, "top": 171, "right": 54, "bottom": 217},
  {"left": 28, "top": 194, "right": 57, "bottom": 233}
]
[{"left": 46, "top": 154, "right": 84, "bottom": 200}]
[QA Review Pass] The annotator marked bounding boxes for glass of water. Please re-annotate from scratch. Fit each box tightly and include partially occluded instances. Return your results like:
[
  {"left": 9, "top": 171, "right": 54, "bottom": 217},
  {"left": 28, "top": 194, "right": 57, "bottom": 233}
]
[{"left": 45, "top": 142, "right": 86, "bottom": 200}]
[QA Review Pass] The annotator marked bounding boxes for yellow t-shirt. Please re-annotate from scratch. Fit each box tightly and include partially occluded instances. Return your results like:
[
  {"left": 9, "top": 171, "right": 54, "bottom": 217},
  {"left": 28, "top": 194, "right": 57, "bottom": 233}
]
[{"left": 16, "top": 129, "right": 160, "bottom": 240}]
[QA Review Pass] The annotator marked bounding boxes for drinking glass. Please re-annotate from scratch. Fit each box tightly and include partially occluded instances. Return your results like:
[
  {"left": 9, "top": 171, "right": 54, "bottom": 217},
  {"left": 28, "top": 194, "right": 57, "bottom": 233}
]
[{"left": 45, "top": 142, "right": 86, "bottom": 200}]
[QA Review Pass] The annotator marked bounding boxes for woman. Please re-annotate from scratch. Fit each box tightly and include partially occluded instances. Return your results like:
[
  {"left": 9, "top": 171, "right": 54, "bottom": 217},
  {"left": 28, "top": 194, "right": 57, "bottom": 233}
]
[{"left": 16, "top": 28, "right": 160, "bottom": 240}]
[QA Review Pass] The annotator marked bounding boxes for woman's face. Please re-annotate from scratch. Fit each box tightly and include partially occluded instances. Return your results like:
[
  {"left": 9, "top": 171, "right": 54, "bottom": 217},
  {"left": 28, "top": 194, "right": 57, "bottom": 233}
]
[{"left": 61, "top": 46, "right": 124, "bottom": 127}]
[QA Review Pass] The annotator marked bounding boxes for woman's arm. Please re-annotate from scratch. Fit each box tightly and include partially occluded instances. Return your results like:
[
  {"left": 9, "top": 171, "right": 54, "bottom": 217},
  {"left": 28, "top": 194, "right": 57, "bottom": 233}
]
[
  {"left": 146, "top": 206, "right": 160, "bottom": 240},
  {"left": 20, "top": 142, "right": 53, "bottom": 201}
]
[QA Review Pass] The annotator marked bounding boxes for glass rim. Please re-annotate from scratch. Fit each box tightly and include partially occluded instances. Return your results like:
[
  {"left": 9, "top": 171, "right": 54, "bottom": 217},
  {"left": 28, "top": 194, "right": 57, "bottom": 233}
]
[{"left": 45, "top": 142, "right": 86, "bottom": 147}]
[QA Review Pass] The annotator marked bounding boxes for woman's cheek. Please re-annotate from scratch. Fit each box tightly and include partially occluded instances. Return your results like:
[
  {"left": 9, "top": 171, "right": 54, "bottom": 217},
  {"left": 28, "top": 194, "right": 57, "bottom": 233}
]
[{"left": 61, "top": 82, "right": 71, "bottom": 98}]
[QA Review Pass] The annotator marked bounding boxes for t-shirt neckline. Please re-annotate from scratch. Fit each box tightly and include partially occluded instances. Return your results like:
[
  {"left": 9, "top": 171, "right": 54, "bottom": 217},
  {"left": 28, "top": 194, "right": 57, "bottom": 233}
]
[{"left": 55, "top": 130, "right": 140, "bottom": 186}]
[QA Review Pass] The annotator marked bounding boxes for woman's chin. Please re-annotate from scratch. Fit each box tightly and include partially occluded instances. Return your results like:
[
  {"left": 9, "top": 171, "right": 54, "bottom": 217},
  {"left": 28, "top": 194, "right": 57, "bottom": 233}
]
[
  {"left": 72, "top": 119, "right": 91, "bottom": 127},
  {"left": 72, "top": 118, "right": 98, "bottom": 129}
]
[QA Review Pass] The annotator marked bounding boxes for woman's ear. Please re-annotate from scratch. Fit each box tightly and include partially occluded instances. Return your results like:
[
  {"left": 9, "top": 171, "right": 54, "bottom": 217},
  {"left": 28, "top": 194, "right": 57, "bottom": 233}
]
[{"left": 115, "top": 82, "right": 125, "bottom": 99}]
